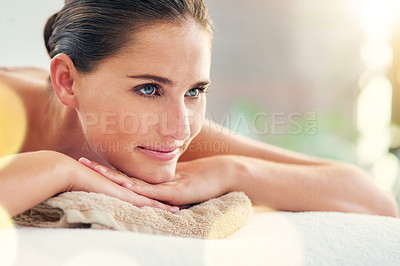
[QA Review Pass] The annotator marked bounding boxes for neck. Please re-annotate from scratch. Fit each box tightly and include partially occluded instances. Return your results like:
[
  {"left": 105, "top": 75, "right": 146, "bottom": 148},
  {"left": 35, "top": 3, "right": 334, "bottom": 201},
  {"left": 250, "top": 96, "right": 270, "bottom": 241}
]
[
  {"left": 46, "top": 93, "right": 82, "bottom": 157},
  {"left": 47, "top": 94, "right": 113, "bottom": 168}
]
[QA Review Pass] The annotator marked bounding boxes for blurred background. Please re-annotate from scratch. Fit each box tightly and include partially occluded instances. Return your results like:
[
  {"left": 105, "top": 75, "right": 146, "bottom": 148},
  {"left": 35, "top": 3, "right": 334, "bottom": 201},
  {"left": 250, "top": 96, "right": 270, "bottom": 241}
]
[{"left": 1, "top": 0, "right": 399, "bottom": 206}]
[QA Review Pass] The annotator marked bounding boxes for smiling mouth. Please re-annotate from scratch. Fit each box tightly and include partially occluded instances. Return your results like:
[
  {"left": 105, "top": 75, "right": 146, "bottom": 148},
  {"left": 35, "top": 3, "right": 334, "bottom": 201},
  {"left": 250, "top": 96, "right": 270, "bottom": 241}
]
[
  {"left": 137, "top": 146, "right": 181, "bottom": 161},
  {"left": 138, "top": 146, "right": 179, "bottom": 152}
]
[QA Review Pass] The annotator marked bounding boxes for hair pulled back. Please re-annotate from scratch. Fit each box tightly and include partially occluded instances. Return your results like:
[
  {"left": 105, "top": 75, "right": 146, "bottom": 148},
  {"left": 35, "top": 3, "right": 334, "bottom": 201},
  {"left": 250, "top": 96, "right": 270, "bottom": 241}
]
[{"left": 44, "top": 0, "right": 212, "bottom": 73}]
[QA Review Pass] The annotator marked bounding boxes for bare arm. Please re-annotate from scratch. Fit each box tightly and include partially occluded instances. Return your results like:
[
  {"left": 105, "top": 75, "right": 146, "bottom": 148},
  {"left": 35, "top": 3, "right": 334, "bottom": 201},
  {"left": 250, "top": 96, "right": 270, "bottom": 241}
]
[
  {"left": 0, "top": 151, "right": 70, "bottom": 216},
  {"left": 180, "top": 119, "right": 332, "bottom": 165},
  {"left": 230, "top": 156, "right": 398, "bottom": 217},
  {"left": 0, "top": 150, "right": 179, "bottom": 217},
  {"left": 177, "top": 119, "right": 399, "bottom": 217}
]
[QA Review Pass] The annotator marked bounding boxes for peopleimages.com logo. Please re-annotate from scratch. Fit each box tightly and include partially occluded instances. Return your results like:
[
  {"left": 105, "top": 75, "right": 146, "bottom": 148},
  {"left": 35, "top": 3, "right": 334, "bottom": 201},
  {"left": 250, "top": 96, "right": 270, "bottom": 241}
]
[
  {"left": 80, "top": 111, "right": 318, "bottom": 136},
  {"left": 205, "top": 112, "right": 318, "bottom": 136}
]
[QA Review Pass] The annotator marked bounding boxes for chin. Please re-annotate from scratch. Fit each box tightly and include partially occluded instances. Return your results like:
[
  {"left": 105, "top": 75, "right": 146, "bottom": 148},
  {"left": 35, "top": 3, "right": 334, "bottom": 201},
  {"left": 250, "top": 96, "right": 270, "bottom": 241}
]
[
  {"left": 115, "top": 158, "right": 177, "bottom": 184},
  {"left": 143, "top": 164, "right": 176, "bottom": 184},
  {"left": 106, "top": 149, "right": 180, "bottom": 184},
  {"left": 142, "top": 167, "right": 175, "bottom": 184}
]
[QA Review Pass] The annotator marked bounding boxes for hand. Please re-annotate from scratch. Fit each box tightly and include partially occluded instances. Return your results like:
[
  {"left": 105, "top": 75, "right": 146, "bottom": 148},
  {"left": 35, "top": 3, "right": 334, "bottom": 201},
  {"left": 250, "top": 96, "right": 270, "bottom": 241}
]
[
  {"left": 69, "top": 156, "right": 179, "bottom": 213},
  {"left": 122, "top": 156, "right": 238, "bottom": 206}
]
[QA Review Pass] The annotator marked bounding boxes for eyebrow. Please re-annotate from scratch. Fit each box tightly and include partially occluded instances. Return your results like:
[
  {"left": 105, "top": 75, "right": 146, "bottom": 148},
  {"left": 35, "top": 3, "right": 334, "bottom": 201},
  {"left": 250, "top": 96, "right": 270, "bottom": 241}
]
[{"left": 127, "top": 74, "right": 211, "bottom": 88}]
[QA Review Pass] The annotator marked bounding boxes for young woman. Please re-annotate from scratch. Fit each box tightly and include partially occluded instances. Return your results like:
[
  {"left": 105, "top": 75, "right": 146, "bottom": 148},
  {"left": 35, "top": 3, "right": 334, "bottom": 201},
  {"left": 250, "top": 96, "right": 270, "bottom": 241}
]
[{"left": 0, "top": 0, "right": 398, "bottom": 217}]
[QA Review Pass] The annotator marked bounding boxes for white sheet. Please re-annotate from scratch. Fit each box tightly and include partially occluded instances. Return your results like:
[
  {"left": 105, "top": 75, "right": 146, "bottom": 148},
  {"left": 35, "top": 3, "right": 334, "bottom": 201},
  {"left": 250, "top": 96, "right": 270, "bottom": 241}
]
[{"left": 2, "top": 211, "right": 400, "bottom": 266}]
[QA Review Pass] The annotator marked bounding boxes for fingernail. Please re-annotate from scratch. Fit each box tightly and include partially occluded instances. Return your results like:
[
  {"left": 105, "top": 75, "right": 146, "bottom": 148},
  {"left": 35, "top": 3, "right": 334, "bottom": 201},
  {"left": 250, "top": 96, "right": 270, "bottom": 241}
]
[
  {"left": 95, "top": 165, "right": 107, "bottom": 173},
  {"left": 171, "top": 207, "right": 180, "bottom": 213},
  {"left": 79, "top": 157, "right": 91, "bottom": 165}
]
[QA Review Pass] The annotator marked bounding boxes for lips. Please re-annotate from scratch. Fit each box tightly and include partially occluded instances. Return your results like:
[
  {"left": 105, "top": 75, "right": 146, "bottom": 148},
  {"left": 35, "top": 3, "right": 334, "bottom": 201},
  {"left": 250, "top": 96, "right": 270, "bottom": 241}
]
[
  {"left": 137, "top": 145, "right": 181, "bottom": 161},
  {"left": 139, "top": 146, "right": 180, "bottom": 153}
]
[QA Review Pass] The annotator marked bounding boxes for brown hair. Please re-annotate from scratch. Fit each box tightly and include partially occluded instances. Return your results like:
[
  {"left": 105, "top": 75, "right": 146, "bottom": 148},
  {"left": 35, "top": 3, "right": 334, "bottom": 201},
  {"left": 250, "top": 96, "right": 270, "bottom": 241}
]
[{"left": 44, "top": 0, "right": 213, "bottom": 73}]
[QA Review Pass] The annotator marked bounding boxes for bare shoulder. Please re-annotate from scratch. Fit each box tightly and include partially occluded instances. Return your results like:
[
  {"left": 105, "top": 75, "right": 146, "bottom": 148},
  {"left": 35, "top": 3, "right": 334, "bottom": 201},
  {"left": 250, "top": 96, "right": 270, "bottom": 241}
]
[
  {"left": 0, "top": 66, "right": 51, "bottom": 110},
  {"left": 0, "top": 66, "right": 49, "bottom": 78},
  {"left": 0, "top": 66, "right": 50, "bottom": 91},
  {"left": 0, "top": 67, "right": 53, "bottom": 152}
]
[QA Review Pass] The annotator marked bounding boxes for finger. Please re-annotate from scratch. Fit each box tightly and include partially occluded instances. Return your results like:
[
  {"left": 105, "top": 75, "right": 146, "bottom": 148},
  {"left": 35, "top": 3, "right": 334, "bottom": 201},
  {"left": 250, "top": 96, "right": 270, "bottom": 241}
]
[
  {"left": 107, "top": 183, "right": 179, "bottom": 213},
  {"left": 77, "top": 158, "right": 179, "bottom": 213},
  {"left": 79, "top": 157, "right": 171, "bottom": 202},
  {"left": 127, "top": 191, "right": 180, "bottom": 213},
  {"left": 124, "top": 182, "right": 177, "bottom": 203},
  {"left": 87, "top": 172, "right": 180, "bottom": 213},
  {"left": 79, "top": 157, "right": 134, "bottom": 186},
  {"left": 78, "top": 157, "right": 96, "bottom": 170}
]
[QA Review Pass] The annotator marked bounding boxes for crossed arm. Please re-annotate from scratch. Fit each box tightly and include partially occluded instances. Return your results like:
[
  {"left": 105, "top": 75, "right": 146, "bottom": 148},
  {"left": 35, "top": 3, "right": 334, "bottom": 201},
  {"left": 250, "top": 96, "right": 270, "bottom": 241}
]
[
  {"left": 83, "top": 119, "right": 399, "bottom": 217},
  {"left": 2, "top": 67, "right": 397, "bottom": 217}
]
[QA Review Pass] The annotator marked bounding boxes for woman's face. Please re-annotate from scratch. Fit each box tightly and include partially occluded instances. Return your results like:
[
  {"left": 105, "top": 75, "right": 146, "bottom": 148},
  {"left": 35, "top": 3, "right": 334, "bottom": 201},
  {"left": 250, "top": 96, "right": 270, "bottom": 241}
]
[{"left": 73, "top": 22, "right": 211, "bottom": 183}]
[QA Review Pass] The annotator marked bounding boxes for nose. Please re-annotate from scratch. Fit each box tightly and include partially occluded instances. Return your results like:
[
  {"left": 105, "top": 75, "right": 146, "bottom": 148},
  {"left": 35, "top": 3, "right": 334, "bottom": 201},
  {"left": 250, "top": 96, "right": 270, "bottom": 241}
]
[{"left": 159, "top": 100, "right": 191, "bottom": 141}]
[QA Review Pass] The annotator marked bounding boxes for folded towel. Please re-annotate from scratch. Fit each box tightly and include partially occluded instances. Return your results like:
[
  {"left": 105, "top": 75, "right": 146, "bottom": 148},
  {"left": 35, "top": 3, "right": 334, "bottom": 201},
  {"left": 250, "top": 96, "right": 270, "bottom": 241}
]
[{"left": 13, "top": 191, "right": 252, "bottom": 239}]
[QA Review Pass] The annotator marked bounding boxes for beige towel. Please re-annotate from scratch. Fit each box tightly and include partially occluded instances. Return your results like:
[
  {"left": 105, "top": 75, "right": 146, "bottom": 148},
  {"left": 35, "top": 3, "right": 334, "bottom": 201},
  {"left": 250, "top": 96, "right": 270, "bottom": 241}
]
[{"left": 13, "top": 191, "right": 252, "bottom": 239}]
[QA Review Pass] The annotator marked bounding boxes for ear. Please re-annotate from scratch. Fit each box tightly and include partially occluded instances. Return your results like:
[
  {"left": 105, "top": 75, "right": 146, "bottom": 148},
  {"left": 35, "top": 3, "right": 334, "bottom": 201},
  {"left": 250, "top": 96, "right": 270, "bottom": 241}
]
[{"left": 50, "top": 53, "right": 79, "bottom": 108}]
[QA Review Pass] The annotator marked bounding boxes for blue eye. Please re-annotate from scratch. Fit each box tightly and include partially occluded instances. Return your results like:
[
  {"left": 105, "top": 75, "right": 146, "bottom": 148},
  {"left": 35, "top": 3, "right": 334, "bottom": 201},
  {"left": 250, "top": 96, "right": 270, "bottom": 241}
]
[
  {"left": 185, "top": 88, "right": 200, "bottom": 97},
  {"left": 139, "top": 84, "right": 158, "bottom": 96}
]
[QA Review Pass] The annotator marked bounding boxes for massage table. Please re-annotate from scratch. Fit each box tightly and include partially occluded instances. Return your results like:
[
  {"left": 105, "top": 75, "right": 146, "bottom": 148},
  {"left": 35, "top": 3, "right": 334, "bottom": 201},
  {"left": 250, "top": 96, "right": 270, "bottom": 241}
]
[{"left": 2, "top": 206, "right": 400, "bottom": 266}]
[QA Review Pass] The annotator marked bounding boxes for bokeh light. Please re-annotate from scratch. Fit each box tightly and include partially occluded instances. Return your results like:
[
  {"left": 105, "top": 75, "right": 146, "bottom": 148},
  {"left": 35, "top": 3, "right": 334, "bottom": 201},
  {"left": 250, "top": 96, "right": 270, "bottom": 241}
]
[
  {"left": 356, "top": 0, "right": 400, "bottom": 39},
  {"left": 360, "top": 40, "right": 393, "bottom": 70},
  {"left": 354, "top": 0, "right": 399, "bottom": 187},
  {"left": 0, "top": 82, "right": 27, "bottom": 168},
  {"left": 357, "top": 130, "right": 391, "bottom": 165},
  {"left": 371, "top": 153, "right": 399, "bottom": 192},
  {"left": 357, "top": 76, "right": 392, "bottom": 132}
]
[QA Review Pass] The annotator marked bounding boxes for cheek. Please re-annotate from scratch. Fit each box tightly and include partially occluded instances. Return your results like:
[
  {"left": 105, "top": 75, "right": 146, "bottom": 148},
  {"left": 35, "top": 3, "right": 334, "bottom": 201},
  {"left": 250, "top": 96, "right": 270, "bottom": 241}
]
[
  {"left": 78, "top": 109, "right": 140, "bottom": 155},
  {"left": 188, "top": 101, "right": 206, "bottom": 137},
  {"left": 115, "top": 112, "right": 141, "bottom": 136}
]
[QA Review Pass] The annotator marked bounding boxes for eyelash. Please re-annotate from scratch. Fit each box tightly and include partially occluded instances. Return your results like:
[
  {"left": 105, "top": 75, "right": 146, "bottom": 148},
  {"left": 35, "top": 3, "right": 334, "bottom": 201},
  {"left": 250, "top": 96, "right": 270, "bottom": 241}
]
[
  {"left": 133, "top": 84, "right": 208, "bottom": 100},
  {"left": 134, "top": 84, "right": 162, "bottom": 99}
]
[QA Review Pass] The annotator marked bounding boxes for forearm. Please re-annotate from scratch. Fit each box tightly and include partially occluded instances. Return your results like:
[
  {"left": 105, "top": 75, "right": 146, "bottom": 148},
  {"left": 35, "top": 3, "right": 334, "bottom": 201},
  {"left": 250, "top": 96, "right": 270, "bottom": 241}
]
[
  {"left": 0, "top": 150, "right": 71, "bottom": 216},
  {"left": 182, "top": 119, "right": 332, "bottom": 165},
  {"left": 230, "top": 156, "right": 399, "bottom": 217}
]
